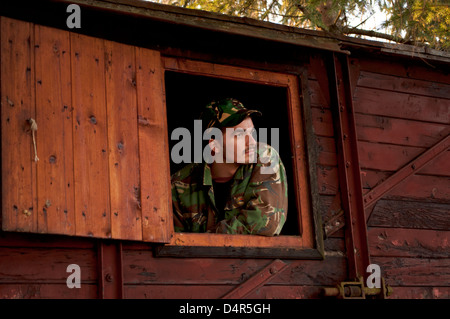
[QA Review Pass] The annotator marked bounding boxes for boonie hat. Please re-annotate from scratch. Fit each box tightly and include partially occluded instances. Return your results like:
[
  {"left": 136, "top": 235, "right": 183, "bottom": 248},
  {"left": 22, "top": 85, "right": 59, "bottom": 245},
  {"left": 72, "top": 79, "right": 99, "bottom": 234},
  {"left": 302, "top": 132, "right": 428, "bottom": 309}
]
[{"left": 201, "top": 98, "right": 262, "bottom": 129}]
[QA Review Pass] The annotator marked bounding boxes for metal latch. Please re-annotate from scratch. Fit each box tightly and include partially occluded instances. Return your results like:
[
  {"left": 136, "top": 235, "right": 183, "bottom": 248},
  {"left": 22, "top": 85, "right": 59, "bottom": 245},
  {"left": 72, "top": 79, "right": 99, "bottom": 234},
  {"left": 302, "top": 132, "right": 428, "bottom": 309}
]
[{"left": 322, "top": 277, "right": 393, "bottom": 299}]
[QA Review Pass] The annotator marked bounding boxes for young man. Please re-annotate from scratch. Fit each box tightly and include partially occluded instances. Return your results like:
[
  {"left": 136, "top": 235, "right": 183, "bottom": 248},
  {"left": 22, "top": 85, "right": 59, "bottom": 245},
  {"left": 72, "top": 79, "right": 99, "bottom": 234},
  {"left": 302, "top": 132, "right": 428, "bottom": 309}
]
[{"left": 171, "top": 98, "right": 288, "bottom": 236}]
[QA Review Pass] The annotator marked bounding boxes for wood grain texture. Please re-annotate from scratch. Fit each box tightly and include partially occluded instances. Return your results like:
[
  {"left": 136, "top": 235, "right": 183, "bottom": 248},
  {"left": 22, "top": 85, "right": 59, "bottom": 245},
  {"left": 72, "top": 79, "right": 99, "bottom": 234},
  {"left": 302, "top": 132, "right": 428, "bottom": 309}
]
[
  {"left": 383, "top": 286, "right": 449, "bottom": 299},
  {"left": 71, "top": 33, "right": 111, "bottom": 238},
  {"left": 367, "top": 199, "right": 450, "bottom": 230},
  {"left": 0, "top": 284, "right": 98, "bottom": 299},
  {"left": 105, "top": 40, "right": 142, "bottom": 241},
  {"left": 122, "top": 249, "right": 346, "bottom": 286},
  {"left": 355, "top": 113, "right": 450, "bottom": 148},
  {"left": 368, "top": 227, "right": 450, "bottom": 258},
  {"left": 354, "top": 86, "right": 449, "bottom": 125},
  {"left": 357, "top": 57, "right": 450, "bottom": 87},
  {"left": 0, "top": 247, "right": 97, "bottom": 282},
  {"left": 372, "top": 256, "right": 450, "bottom": 287},
  {"left": 1, "top": 17, "right": 37, "bottom": 233},
  {"left": 34, "top": 25, "right": 75, "bottom": 235},
  {"left": 357, "top": 70, "right": 450, "bottom": 99},
  {"left": 136, "top": 48, "right": 173, "bottom": 243}
]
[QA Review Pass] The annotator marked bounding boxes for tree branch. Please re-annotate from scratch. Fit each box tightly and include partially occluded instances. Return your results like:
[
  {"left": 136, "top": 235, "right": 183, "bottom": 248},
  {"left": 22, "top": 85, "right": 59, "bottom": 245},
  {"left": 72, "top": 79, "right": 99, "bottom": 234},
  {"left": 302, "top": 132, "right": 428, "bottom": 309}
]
[{"left": 341, "top": 26, "right": 408, "bottom": 44}]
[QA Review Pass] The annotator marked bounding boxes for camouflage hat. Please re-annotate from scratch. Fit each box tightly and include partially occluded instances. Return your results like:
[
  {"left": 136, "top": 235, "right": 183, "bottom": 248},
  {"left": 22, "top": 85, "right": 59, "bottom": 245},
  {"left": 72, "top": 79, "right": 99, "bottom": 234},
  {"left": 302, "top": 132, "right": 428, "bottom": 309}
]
[{"left": 200, "top": 98, "right": 262, "bottom": 129}]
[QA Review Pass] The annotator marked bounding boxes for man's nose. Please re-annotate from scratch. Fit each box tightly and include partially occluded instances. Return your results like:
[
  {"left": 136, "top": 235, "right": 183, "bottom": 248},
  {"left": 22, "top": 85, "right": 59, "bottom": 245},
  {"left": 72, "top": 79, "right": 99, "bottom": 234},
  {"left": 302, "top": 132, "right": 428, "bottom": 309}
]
[{"left": 246, "top": 131, "right": 257, "bottom": 146}]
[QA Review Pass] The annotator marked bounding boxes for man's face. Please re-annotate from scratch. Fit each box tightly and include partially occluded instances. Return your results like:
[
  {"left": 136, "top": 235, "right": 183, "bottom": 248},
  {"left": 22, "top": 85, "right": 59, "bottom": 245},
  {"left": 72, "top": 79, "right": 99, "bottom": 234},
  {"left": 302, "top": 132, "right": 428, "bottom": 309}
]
[{"left": 221, "top": 117, "right": 257, "bottom": 164}]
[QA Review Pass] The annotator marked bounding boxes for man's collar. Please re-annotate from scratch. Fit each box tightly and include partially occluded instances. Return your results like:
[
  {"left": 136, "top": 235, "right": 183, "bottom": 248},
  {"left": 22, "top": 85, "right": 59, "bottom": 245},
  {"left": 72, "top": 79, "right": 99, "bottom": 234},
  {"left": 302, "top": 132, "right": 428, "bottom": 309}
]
[
  {"left": 202, "top": 164, "right": 213, "bottom": 186},
  {"left": 202, "top": 163, "right": 246, "bottom": 186}
]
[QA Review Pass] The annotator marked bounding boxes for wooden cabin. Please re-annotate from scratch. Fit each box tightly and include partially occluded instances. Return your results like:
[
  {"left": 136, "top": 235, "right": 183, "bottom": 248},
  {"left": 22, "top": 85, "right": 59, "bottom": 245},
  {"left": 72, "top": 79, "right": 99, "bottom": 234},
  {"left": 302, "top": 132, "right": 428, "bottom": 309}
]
[{"left": 0, "top": 0, "right": 449, "bottom": 299}]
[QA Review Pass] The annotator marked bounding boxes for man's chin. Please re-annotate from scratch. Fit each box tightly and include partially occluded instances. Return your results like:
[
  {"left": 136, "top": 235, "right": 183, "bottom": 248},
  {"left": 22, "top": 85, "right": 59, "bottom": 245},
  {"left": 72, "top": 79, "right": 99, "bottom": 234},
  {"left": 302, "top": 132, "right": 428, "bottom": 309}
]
[{"left": 239, "top": 152, "right": 257, "bottom": 164}]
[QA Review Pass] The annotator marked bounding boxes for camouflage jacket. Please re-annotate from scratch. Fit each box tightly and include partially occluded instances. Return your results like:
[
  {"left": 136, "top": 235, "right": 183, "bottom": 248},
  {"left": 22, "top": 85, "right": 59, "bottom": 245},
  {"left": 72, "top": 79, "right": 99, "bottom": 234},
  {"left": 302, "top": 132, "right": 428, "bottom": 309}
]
[{"left": 171, "top": 143, "right": 287, "bottom": 236}]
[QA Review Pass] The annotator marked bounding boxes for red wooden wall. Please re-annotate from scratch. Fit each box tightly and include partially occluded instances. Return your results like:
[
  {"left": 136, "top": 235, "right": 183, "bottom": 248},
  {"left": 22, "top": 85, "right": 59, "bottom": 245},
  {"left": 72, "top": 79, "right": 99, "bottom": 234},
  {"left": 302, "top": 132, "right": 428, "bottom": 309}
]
[
  {"left": 352, "top": 57, "right": 450, "bottom": 298},
  {"left": 0, "top": 15, "right": 449, "bottom": 299}
]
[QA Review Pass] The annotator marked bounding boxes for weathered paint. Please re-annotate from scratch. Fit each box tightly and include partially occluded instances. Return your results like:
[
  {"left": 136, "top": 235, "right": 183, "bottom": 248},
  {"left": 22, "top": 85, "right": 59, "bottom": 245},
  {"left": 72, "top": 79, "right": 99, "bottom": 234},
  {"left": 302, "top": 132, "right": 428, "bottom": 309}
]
[{"left": 0, "top": 0, "right": 449, "bottom": 300}]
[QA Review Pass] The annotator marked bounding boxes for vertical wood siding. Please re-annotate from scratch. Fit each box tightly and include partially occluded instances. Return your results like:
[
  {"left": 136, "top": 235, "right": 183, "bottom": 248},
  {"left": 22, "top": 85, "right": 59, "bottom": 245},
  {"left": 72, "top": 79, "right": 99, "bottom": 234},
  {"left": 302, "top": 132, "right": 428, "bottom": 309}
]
[{"left": 1, "top": 17, "right": 172, "bottom": 242}]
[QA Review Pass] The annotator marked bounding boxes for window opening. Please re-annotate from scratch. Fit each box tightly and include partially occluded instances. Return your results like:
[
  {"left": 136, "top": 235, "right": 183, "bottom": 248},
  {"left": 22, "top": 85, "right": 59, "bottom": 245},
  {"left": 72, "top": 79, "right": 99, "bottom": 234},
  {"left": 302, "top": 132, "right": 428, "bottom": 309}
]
[{"left": 165, "top": 71, "right": 300, "bottom": 236}]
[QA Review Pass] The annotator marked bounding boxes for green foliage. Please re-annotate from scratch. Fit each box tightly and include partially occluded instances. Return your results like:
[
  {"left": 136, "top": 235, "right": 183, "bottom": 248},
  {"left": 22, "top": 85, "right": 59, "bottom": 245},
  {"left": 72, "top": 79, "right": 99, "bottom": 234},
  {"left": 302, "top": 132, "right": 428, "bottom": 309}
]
[
  {"left": 156, "top": 0, "right": 449, "bottom": 51},
  {"left": 378, "top": 0, "right": 450, "bottom": 50}
]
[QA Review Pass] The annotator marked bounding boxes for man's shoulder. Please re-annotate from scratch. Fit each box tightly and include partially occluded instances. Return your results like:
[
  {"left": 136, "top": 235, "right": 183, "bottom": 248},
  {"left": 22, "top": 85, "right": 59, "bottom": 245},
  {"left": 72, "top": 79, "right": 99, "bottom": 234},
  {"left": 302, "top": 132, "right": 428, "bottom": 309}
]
[
  {"left": 171, "top": 163, "right": 202, "bottom": 184},
  {"left": 256, "top": 142, "right": 282, "bottom": 163}
]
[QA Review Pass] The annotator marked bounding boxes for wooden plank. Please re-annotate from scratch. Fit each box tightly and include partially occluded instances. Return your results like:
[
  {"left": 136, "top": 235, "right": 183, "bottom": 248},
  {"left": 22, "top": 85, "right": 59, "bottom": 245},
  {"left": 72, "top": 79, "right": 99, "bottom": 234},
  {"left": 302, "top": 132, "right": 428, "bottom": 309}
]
[
  {"left": 308, "top": 79, "right": 330, "bottom": 108},
  {"left": 0, "top": 232, "right": 94, "bottom": 249},
  {"left": 362, "top": 169, "right": 450, "bottom": 197},
  {"left": 163, "top": 56, "right": 292, "bottom": 86},
  {"left": 34, "top": 25, "right": 75, "bottom": 236},
  {"left": 419, "top": 150, "right": 450, "bottom": 176},
  {"left": 317, "top": 165, "right": 339, "bottom": 195},
  {"left": 0, "top": 247, "right": 97, "bottom": 282},
  {"left": 163, "top": 232, "right": 304, "bottom": 249},
  {"left": 384, "top": 286, "right": 450, "bottom": 299},
  {"left": 361, "top": 151, "right": 450, "bottom": 182},
  {"left": 122, "top": 235, "right": 344, "bottom": 251},
  {"left": 347, "top": 57, "right": 361, "bottom": 98},
  {"left": 355, "top": 113, "right": 450, "bottom": 148},
  {"left": 1, "top": 17, "right": 37, "bottom": 233},
  {"left": 221, "top": 259, "right": 289, "bottom": 299},
  {"left": 301, "top": 67, "right": 325, "bottom": 257},
  {"left": 363, "top": 135, "right": 450, "bottom": 211},
  {"left": 368, "top": 227, "right": 450, "bottom": 258},
  {"left": 136, "top": 48, "right": 173, "bottom": 243},
  {"left": 368, "top": 199, "right": 450, "bottom": 230},
  {"left": 357, "top": 57, "right": 450, "bottom": 86},
  {"left": 71, "top": 33, "right": 111, "bottom": 238},
  {"left": 353, "top": 87, "right": 449, "bottom": 124},
  {"left": 104, "top": 40, "right": 142, "bottom": 241},
  {"left": 372, "top": 256, "right": 450, "bottom": 287},
  {"left": 316, "top": 136, "right": 337, "bottom": 166},
  {"left": 364, "top": 174, "right": 450, "bottom": 201},
  {"left": 359, "top": 141, "right": 437, "bottom": 172},
  {"left": 357, "top": 70, "right": 450, "bottom": 99},
  {"left": 247, "top": 285, "right": 328, "bottom": 299},
  {"left": 124, "top": 284, "right": 326, "bottom": 299},
  {"left": 322, "top": 192, "right": 345, "bottom": 237},
  {"left": 288, "top": 74, "right": 314, "bottom": 246},
  {"left": 122, "top": 251, "right": 346, "bottom": 286},
  {"left": 391, "top": 175, "right": 450, "bottom": 201},
  {"left": 0, "top": 284, "right": 98, "bottom": 299},
  {"left": 311, "top": 107, "right": 334, "bottom": 137},
  {"left": 308, "top": 55, "right": 331, "bottom": 107},
  {"left": 124, "top": 285, "right": 232, "bottom": 299},
  {"left": 361, "top": 169, "right": 391, "bottom": 194}
]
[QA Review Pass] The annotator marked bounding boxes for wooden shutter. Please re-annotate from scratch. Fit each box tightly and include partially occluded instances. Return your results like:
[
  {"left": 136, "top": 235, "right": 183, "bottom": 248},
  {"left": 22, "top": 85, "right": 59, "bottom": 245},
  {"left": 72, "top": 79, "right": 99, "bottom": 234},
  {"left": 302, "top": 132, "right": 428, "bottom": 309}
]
[{"left": 1, "top": 17, "right": 172, "bottom": 243}]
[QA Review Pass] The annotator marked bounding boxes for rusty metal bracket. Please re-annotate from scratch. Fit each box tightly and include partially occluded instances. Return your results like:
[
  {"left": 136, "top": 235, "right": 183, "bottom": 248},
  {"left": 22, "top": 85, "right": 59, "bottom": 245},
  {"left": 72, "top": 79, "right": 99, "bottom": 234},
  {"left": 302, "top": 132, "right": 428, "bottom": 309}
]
[
  {"left": 322, "top": 277, "right": 393, "bottom": 299},
  {"left": 221, "top": 259, "right": 289, "bottom": 299}
]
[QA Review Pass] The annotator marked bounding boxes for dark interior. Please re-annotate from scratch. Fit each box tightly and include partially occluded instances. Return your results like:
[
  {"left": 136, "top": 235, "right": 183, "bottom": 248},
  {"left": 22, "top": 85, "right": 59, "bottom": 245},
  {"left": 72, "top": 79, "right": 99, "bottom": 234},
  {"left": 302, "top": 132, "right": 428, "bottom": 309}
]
[{"left": 164, "top": 71, "right": 299, "bottom": 235}]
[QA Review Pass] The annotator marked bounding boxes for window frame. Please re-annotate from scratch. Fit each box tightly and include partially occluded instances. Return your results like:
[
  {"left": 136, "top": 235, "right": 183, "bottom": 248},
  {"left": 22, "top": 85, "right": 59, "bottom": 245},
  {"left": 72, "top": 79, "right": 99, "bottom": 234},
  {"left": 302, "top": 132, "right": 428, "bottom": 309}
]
[{"left": 156, "top": 56, "right": 324, "bottom": 259}]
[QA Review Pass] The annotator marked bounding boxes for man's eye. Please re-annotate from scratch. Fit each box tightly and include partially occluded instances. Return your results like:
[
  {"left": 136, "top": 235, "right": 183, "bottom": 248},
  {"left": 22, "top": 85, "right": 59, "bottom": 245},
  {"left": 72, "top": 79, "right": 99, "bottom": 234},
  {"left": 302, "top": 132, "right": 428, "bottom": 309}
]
[{"left": 234, "top": 130, "right": 245, "bottom": 137}]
